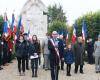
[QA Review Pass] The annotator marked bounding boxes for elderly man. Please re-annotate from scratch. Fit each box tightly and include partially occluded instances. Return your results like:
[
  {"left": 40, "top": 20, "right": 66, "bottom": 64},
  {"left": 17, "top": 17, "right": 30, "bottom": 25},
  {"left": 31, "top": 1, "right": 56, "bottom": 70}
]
[
  {"left": 48, "top": 31, "right": 61, "bottom": 80},
  {"left": 94, "top": 34, "right": 100, "bottom": 73},
  {"left": 73, "top": 37, "right": 85, "bottom": 74},
  {"left": 42, "top": 33, "right": 50, "bottom": 70}
]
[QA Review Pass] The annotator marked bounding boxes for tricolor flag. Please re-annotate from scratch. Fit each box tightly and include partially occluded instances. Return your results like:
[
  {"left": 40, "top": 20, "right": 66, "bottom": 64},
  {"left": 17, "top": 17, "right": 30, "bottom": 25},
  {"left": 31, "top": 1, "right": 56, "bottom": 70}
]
[
  {"left": 61, "top": 32, "right": 64, "bottom": 37},
  {"left": 11, "top": 13, "right": 15, "bottom": 31},
  {"left": 28, "top": 26, "right": 30, "bottom": 37},
  {"left": 66, "top": 31, "right": 68, "bottom": 41},
  {"left": 18, "top": 15, "right": 22, "bottom": 29},
  {"left": 20, "top": 24, "right": 24, "bottom": 33},
  {"left": 11, "top": 13, "right": 17, "bottom": 33},
  {"left": 16, "top": 15, "right": 22, "bottom": 37},
  {"left": 57, "top": 31, "right": 63, "bottom": 38},
  {"left": 72, "top": 23, "right": 77, "bottom": 44},
  {"left": 82, "top": 20, "right": 87, "bottom": 41},
  {"left": 3, "top": 12, "right": 8, "bottom": 37}
]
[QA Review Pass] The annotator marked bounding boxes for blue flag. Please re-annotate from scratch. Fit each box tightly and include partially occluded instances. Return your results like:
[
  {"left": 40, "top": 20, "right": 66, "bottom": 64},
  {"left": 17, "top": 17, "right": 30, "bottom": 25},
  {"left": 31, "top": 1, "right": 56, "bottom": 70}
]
[
  {"left": 16, "top": 15, "right": 22, "bottom": 37},
  {"left": 3, "top": 13, "right": 8, "bottom": 36},
  {"left": 28, "top": 26, "right": 30, "bottom": 37},
  {"left": 82, "top": 20, "right": 87, "bottom": 37},
  {"left": 82, "top": 20, "right": 87, "bottom": 41},
  {"left": 18, "top": 15, "right": 22, "bottom": 30},
  {"left": 11, "top": 14, "right": 15, "bottom": 31}
]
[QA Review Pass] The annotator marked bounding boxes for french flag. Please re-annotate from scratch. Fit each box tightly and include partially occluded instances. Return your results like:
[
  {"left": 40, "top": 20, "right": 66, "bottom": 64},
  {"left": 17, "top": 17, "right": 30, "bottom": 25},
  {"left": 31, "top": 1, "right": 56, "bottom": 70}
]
[
  {"left": 66, "top": 31, "right": 68, "bottom": 41},
  {"left": 72, "top": 24, "right": 77, "bottom": 44},
  {"left": 11, "top": 13, "right": 15, "bottom": 31},
  {"left": 11, "top": 13, "right": 17, "bottom": 33},
  {"left": 16, "top": 15, "right": 22, "bottom": 37},
  {"left": 28, "top": 26, "right": 30, "bottom": 37},
  {"left": 82, "top": 20, "right": 87, "bottom": 42},
  {"left": 3, "top": 12, "right": 8, "bottom": 37},
  {"left": 20, "top": 24, "right": 24, "bottom": 33}
]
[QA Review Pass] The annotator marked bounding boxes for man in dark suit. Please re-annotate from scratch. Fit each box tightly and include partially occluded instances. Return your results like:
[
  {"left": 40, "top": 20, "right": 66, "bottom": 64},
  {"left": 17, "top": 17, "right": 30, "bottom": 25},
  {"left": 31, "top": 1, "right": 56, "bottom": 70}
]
[
  {"left": 24, "top": 33, "right": 30, "bottom": 70},
  {"left": 58, "top": 35, "right": 64, "bottom": 70},
  {"left": 48, "top": 31, "right": 61, "bottom": 80}
]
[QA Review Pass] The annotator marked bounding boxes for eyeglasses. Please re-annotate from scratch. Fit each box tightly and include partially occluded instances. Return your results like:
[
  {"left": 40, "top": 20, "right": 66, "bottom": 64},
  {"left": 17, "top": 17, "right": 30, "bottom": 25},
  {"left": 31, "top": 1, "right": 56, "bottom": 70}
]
[{"left": 53, "top": 34, "right": 57, "bottom": 35}]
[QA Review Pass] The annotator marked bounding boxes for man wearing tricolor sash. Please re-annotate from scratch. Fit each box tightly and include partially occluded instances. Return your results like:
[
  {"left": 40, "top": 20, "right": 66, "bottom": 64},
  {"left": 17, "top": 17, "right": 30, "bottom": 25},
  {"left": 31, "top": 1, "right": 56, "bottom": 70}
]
[{"left": 48, "top": 31, "right": 60, "bottom": 80}]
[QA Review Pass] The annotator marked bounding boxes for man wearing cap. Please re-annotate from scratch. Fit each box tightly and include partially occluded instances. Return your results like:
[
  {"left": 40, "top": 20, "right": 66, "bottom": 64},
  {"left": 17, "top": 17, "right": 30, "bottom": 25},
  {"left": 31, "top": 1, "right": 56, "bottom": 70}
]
[
  {"left": 48, "top": 31, "right": 61, "bottom": 80},
  {"left": 23, "top": 33, "right": 30, "bottom": 70},
  {"left": 94, "top": 34, "right": 100, "bottom": 73}
]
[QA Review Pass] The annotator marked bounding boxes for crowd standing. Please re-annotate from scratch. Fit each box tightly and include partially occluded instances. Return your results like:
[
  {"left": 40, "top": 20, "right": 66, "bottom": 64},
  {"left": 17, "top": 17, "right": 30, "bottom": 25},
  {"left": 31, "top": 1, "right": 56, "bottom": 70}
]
[{"left": 0, "top": 31, "right": 100, "bottom": 80}]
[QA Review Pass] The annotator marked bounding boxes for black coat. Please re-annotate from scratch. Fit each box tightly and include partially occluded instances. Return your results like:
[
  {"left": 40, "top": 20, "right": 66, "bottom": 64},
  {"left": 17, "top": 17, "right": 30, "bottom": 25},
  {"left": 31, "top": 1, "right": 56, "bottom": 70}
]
[
  {"left": 15, "top": 40, "right": 28, "bottom": 58},
  {"left": 24, "top": 40, "right": 30, "bottom": 56},
  {"left": 58, "top": 39, "right": 64, "bottom": 59},
  {"left": 48, "top": 39, "right": 60, "bottom": 65},
  {"left": 0, "top": 40, "right": 2, "bottom": 54},
  {"left": 29, "top": 41, "right": 41, "bottom": 57},
  {"left": 3, "top": 40, "right": 8, "bottom": 55},
  {"left": 87, "top": 42, "right": 94, "bottom": 54},
  {"left": 73, "top": 42, "right": 85, "bottom": 65}
]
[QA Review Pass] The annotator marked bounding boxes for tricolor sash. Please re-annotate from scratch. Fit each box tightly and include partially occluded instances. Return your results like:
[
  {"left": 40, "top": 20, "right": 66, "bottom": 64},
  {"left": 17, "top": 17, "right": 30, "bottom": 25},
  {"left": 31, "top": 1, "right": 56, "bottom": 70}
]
[{"left": 50, "top": 39, "right": 60, "bottom": 58}]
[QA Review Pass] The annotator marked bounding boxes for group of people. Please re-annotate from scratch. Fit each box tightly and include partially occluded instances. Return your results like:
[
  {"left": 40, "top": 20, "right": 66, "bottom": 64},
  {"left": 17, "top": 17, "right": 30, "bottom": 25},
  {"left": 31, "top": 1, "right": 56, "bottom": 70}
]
[
  {"left": 15, "top": 33, "right": 41, "bottom": 77},
  {"left": 0, "top": 34, "right": 13, "bottom": 70},
  {"left": 0, "top": 30, "right": 100, "bottom": 80},
  {"left": 42, "top": 31, "right": 100, "bottom": 80},
  {"left": 46, "top": 31, "right": 85, "bottom": 80},
  {"left": 15, "top": 31, "right": 85, "bottom": 79}
]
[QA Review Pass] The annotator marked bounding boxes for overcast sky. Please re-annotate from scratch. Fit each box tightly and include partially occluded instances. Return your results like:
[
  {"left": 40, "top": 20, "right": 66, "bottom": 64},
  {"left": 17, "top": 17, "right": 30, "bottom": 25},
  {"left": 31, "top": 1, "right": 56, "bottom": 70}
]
[{"left": 0, "top": 0, "right": 100, "bottom": 25}]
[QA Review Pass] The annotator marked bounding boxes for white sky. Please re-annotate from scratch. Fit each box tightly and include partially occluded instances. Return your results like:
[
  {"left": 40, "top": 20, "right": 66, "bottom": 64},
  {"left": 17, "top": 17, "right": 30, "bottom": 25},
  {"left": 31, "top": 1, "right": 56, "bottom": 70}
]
[{"left": 0, "top": 0, "right": 100, "bottom": 25}]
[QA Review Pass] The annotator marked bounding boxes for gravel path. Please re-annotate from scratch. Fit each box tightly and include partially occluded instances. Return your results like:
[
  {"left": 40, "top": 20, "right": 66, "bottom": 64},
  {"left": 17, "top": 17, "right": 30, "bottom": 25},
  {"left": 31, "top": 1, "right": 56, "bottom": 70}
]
[{"left": 0, "top": 60, "right": 100, "bottom": 80}]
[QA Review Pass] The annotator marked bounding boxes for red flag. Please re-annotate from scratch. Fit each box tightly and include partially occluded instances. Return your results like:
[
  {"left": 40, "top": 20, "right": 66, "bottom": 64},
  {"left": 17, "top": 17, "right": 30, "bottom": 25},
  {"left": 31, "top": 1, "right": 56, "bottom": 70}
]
[
  {"left": 72, "top": 26, "right": 77, "bottom": 44},
  {"left": 20, "top": 25, "right": 24, "bottom": 33}
]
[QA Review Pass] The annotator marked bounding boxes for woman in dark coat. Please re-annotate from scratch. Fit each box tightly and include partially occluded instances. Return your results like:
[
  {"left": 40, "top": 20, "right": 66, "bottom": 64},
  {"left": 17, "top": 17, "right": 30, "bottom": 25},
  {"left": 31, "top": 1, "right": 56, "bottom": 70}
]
[
  {"left": 73, "top": 37, "right": 85, "bottom": 74},
  {"left": 15, "top": 34, "right": 27, "bottom": 76},
  {"left": 29, "top": 35, "right": 41, "bottom": 77}
]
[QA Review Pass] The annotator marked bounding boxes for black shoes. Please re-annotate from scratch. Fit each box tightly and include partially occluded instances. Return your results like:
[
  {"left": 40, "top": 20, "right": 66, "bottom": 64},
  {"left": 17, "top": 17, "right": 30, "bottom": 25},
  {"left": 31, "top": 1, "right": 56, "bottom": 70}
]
[
  {"left": 35, "top": 74, "right": 38, "bottom": 77},
  {"left": 61, "top": 68, "right": 64, "bottom": 71},
  {"left": 26, "top": 68, "right": 29, "bottom": 70},
  {"left": 74, "top": 70, "right": 78, "bottom": 74},
  {"left": 74, "top": 71, "right": 84, "bottom": 74},
  {"left": 80, "top": 70, "right": 84, "bottom": 74},
  {"left": 67, "top": 73, "right": 71, "bottom": 76},
  {"left": 32, "top": 73, "right": 38, "bottom": 78},
  {"left": 0, "top": 67, "right": 3, "bottom": 70},
  {"left": 96, "top": 71, "right": 100, "bottom": 73}
]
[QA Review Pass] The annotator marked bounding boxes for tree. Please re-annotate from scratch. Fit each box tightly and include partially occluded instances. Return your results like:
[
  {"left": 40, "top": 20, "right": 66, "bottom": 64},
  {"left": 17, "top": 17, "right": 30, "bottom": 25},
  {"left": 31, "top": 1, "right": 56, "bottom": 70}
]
[
  {"left": 75, "top": 11, "right": 100, "bottom": 40},
  {"left": 48, "top": 20, "right": 67, "bottom": 35},
  {"left": 48, "top": 4, "right": 67, "bottom": 34},
  {"left": 48, "top": 4, "right": 67, "bottom": 23},
  {"left": 0, "top": 15, "right": 4, "bottom": 35}
]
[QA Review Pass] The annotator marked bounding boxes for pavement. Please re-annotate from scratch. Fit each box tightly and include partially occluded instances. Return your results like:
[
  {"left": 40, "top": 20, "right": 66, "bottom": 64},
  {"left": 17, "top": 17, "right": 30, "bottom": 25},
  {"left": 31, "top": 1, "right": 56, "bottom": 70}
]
[{"left": 0, "top": 59, "right": 100, "bottom": 80}]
